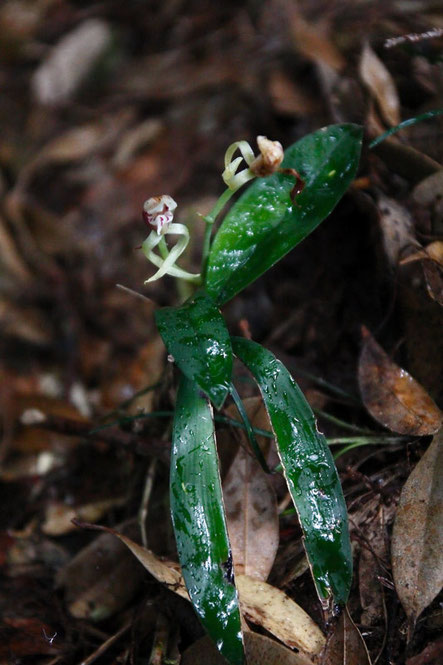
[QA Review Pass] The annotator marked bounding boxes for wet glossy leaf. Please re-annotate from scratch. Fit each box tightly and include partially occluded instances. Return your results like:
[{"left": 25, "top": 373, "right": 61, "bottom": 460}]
[
  {"left": 182, "top": 633, "right": 316, "bottom": 665},
  {"left": 171, "top": 375, "right": 244, "bottom": 665},
  {"left": 391, "top": 429, "right": 443, "bottom": 623},
  {"left": 205, "top": 124, "right": 362, "bottom": 304},
  {"left": 232, "top": 337, "right": 352, "bottom": 606},
  {"left": 223, "top": 399, "right": 279, "bottom": 580},
  {"left": 321, "top": 605, "right": 372, "bottom": 665},
  {"left": 236, "top": 575, "right": 325, "bottom": 655},
  {"left": 358, "top": 327, "right": 442, "bottom": 435},
  {"left": 155, "top": 290, "right": 232, "bottom": 409}
]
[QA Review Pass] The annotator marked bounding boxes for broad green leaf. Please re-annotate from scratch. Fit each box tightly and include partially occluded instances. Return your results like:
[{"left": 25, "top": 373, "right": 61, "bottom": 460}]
[
  {"left": 171, "top": 375, "right": 244, "bottom": 665},
  {"left": 206, "top": 124, "right": 363, "bottom": 304},
  {"left": 155, "top": 289, "right": 232, "bottom": 409},
  {"left": 232, "top": 337, "right": 352, "bottom": 606}
]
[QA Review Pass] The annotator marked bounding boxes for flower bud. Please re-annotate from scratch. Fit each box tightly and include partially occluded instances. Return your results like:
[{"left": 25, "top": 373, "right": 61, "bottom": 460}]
[
  {"left": 249, "top": 136, "right": 284, "bottom": 177},
  {"left": 142, "top": 195, "right": 177, "bottom": 235}
]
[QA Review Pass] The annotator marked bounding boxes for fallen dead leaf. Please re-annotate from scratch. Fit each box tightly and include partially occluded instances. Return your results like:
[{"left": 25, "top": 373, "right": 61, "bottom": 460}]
[
  {"left": 358, "top": 327, "right": 442, "bottom": 435},
  {"left": 359, "top": 42, "right": 400, "bottom": 127},
  {"left": 236, "top": 574, "right": 325, "bottom": 656},
  {"left": 391, "top": 429, "right": 443, "bottom": 625},
  {"left": 182, "top": 633, "right": 315, "bottom": 665},
  {"left": 42, "top": 497, "right": 127, "bottom": 536},
  {"left": 223, "top": 399, "right": 279, "bottom": 580},
  {"left": 100, "top": 526, "right": 324, "bottom": 656},
  {"left": 422, "top": 261, "right": 443, "bottom": 306},
  {"left": 358, "top": 506, "right": 389, "bottom": 627},
  {"left": 58, "top": 521, "right": 146, "bottom": 621},
  {"left": 321, "top": 605, "right": 372, "bottom": 665},
  {"left": 376, "top": 193, "right": 417, "bottom": 267},
  {"left": 32, "top": 19, "right": 112, "bottom": 106}
]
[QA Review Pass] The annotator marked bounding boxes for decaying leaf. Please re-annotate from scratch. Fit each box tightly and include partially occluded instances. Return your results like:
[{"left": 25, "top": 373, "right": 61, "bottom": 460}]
[
  {"left": 182, "top": 633, "right": 315, "bottom": 665},
  {"left": 32, "top": 19, "right": 112, "bottom": 105},
  {"left": 223, "top": 399, "right": 279, "bottom": 580},
  {"left": 321, "top": 605, "right": 372, "bottom": 665},
  {"left": 57, "top": 522, "right": 146, "bottom": 621},
  {"left": 359, "top": 42, "right": 400, "bottom": 127},
  {"left": 106, "top": 526, "right": 324, "bottom": 656},
  {"left": 376, "top": 193, "right": 417, "bottom": 267},
  {"left": 42, "top": 497, "right": 127, "bottom": 536},
  {"left": 358, "top": 506, "right": 389, "bottom": 627},
  {"left": 94, "top": 526, "right": 188, "bottom": 599},
  {"left": 391, "top": 429, "right": 443, "bottom": 624},
  {"left": 358, "top": 327, "right": 442, "bottom": 435},
  {"left": 236, "top": 574, "right": 325, "bottom": 656}
]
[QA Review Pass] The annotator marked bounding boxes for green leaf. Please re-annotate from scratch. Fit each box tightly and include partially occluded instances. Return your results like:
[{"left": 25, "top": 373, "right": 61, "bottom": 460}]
[
  {"left": 155, "top": 289, "right": 232, "bottom": 409},
  {"left": 171, "top": 374, "right": 244, "bottom": 665},
  {"left": 232, "top": 337, "right": 352, "bottom": 606},
  {"left": 206, "top": 124, "right": 363, "bottom": 304}
]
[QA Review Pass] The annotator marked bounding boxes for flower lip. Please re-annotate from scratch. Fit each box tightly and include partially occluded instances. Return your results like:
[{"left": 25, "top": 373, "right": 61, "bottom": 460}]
[{"left": 142, "top": 195, "right": 177, "bottom": 235}]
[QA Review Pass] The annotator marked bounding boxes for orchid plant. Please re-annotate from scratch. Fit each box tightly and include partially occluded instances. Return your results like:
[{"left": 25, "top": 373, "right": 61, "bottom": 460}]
[{"left": 139, "top": 125, "right": 363, "bottom": 665}]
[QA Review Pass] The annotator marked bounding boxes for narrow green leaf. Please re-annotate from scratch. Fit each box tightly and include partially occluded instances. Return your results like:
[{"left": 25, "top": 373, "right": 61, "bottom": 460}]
[
  {"left": 171, "top": 374, "right": 244, "bottom": 665},
  {"left": 232, "top": 337, "right": 352, "bottom": 606},
  {"left": 155, "top": 289, "right": 232, "bottom": 409},
  {"left": 206, "top": 124, "right": 363, "bottom": 304}
]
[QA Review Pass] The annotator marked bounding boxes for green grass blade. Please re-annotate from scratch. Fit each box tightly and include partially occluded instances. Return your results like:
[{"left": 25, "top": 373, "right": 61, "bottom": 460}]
[
  {"left": 171, "top": 374, "right": 244, "bottom": 664},
  {"left": 232, "top": 337, "right": 352, "bottom": 606}
]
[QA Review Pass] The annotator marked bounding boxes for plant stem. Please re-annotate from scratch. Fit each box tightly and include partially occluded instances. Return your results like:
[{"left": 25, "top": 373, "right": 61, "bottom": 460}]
[
  {"left": 314, "top": 409, "right": 375, "bottom": 434},
  {"left": 201, "top": 188, "right": 235, "bottom": 275},
  {"left": 230, "top": 383, "right": 271, "bottom": 474}
]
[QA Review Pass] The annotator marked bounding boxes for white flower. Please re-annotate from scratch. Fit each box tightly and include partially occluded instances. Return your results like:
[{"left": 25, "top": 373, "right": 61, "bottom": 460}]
[
  {"left": 143, "top": 195, "right": 177, "bottom": 235},
  {"left": 222, "top": 136, "right": 284, "bottom": 191},
  {"left": 141, "top": 195, "right": 201, "bottom": 284}
]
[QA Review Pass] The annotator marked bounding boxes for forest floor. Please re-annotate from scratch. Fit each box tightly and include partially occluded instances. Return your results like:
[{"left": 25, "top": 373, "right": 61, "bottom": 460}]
[{"left": 0, "top": 1, "right": 442, "bottom": 664}]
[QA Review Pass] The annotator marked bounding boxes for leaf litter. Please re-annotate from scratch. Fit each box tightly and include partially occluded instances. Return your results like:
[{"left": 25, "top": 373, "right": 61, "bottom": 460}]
[{"left": 1, "top": 1, "right": 442, "bottom": 663}]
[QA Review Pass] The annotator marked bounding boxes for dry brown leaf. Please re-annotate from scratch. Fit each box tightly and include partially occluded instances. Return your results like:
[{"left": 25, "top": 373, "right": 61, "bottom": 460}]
[
  {"left": 321, "top": 605, "right": 371, "bottom": 664},
  {"left": 358, "top": 506, "right": 389, "bottom": 626},
  {"left": 288, "top": 8, "right": 346, "bottom": 71},
  {"left": 400, "top": 241, "right": 443, "bottom": 268},
  {"left": 104, "top": 528, "right": 188, "bottom": 599},
  {"left": 32, "top": 19, "right": 112, "bottom": 105},
  {"left": 223, "top": 399, "right": 279, "bottom": 580},
  {"left": 58, "top": 522, "right": 146, "bottom": 621},
  {"left": 42, "top": 497, "right": 127, "bottom": 536},
  {"left": 268, "top": 70, "right": 320, "bottom": 116},
  {"left": 359, "top": 42, "right": 400, "bottom": 127},
  {"left": 391, "top": 429, "right": 443, "bottom": 624},
  {"left": 182, "top": 633, "right": 315, "bottom": 665},
  {"left": 422, "top": 261, "right": 443, "bottom": 306},
  {"left": 236, "top": 574, "right": 325, "bottom": 656},
  {"left": 358, "top": 327, "right": 442, "bottom": 435},
  {"left": 0, "top": 214, "right": 31, "bottom": 283},
  {"left": 107, "top": 528, "right": 324, "bottom": 655},
  {"left": 376, "top": 194, "right": 417, "bottom": 267}
]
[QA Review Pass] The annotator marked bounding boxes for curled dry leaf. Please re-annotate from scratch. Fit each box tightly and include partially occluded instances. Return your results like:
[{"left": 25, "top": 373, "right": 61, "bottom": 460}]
[
  {"left": 223, "top": 399, "right": 279, "bottom": 580},
  {"left": 321, "top": 605, "right": 372, "bottom": 665},
  {"left": 391, "top": 429, "right": 443, "bottom": 624},
  {"left": 359, "top": 42, "right": 400, "bottom": 127},
  {"left": 358, "top": 327, "right": 442, "bottom": 435},
  {"left": 182, "top": 633, "right": 315, "bottom": 665},
  {"left": 236, "top": 574, "right": 325, "bottom": 656}
]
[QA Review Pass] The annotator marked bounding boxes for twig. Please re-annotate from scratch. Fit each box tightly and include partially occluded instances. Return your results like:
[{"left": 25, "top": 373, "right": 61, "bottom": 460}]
[{"left": 77, "top": 620, "right": 131, "bottom": 665}]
